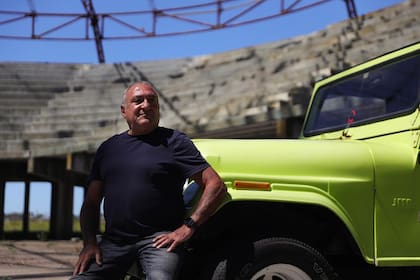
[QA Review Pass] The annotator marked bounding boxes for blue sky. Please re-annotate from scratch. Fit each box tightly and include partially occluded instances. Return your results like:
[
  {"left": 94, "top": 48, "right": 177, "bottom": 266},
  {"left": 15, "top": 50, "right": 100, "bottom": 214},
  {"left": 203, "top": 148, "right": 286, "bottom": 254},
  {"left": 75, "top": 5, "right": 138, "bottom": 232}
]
[
  {"left": 0, "top": 0, "right": 405, "bottom": 64},
  {"left": 4, "top": 181, "right": 84, "bottom": 217},
  {"left": 0, "top": 0, "right": 405, "bottom": 216}
]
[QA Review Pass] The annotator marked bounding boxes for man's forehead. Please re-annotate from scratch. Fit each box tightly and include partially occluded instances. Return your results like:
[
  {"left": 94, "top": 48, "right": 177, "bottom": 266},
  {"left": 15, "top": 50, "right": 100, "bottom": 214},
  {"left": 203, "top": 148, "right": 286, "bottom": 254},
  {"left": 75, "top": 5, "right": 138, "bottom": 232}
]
[{"left": 131, "top": 84, "right": 156, "bottom": 95}]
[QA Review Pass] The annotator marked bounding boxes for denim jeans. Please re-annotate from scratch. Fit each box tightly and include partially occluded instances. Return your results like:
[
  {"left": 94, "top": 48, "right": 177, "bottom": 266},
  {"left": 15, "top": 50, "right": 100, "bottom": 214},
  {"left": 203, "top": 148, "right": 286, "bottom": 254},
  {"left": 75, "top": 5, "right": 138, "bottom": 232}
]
[{"left": 70, "top": 231, "right": 184, "bottom": 280}]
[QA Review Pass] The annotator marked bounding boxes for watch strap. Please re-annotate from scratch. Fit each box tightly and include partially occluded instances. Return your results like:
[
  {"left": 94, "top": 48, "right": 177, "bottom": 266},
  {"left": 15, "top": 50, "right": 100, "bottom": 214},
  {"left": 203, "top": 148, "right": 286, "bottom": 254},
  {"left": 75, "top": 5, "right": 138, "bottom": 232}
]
[{"left": 183, "top": 217, "right": 197, "bottom": 230}]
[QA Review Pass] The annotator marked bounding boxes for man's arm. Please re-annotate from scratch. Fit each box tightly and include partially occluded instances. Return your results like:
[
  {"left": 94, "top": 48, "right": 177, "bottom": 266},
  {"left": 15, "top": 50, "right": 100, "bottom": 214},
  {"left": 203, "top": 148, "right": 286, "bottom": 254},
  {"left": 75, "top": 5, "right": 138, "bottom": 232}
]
[
  {"left": 188, "top": 166, "right": 227, "bottom": 227},
  {"left": 153, "top": 166, "right": 227, "bottom": 251},
  {"left": 73, "top": 180, "right": 104, "bottom": 275}
]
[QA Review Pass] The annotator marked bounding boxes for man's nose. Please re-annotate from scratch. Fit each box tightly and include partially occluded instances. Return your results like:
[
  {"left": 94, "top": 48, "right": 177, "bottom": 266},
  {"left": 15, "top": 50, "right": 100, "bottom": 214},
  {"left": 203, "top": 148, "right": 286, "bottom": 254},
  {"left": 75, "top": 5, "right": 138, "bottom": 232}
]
[{"left": 141, "top": 99, "right": 151, "bottom": 109}]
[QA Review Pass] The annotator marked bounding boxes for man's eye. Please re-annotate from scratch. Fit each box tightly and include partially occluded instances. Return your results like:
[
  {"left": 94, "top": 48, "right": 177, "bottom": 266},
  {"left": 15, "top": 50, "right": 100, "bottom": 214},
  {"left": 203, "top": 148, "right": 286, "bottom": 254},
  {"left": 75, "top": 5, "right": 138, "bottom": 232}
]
[
  {"left": 131, "top": 96, "right": 157, "bottom": 105},
  {"left": 133, "top": 98, "right": 144, "bottom": 104},
  {"left": 147, "top": 97, "right": 157, "bottom": 104}
]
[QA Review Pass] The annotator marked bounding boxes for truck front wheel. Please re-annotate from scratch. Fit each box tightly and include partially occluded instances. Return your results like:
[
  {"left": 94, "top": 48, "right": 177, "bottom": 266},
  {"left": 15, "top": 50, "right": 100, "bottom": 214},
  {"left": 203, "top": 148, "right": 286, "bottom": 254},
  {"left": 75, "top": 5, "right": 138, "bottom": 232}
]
[{"left": 210, "top": 237, "right": 339, "bottom": 280}]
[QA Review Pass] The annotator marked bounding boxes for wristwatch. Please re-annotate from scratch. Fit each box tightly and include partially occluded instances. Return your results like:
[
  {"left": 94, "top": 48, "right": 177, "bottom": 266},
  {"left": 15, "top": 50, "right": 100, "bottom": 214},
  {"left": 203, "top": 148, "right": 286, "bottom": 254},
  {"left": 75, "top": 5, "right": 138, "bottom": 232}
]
[{"left": 183, "top": 217, "right": 198, "bottom": 230}]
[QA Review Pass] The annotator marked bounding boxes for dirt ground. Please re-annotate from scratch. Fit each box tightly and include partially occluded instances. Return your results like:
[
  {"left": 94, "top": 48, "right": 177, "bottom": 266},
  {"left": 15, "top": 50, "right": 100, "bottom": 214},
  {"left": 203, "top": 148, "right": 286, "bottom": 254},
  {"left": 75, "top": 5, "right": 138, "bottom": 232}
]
[{"left": 0, "top": 239, "right": 82, "bottom": 279}]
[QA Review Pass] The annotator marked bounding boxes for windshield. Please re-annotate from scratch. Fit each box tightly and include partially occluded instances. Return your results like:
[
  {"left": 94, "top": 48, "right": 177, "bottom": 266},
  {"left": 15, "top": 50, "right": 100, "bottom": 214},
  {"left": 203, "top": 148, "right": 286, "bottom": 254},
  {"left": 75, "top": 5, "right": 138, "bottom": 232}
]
[{"left": 303, "top": 52, "right": 420, "bottom": 136}]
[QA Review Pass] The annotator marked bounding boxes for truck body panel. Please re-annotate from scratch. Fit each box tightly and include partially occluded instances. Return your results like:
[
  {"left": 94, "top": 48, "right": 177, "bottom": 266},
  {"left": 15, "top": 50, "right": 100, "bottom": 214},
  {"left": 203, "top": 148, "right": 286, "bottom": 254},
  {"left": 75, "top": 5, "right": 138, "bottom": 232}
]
[{"left": 192, "top": 42, "right": 420, "bottom": 269}]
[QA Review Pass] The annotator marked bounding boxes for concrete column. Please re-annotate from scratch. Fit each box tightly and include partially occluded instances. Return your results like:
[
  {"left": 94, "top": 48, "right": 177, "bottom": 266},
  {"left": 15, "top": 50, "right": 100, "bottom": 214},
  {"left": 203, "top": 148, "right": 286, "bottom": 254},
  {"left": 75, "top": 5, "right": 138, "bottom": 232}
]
[
  {"left": 50, "top": 181, "right": 74, "bottom": 239},
  {"left": 23, "top": 180, "right": 30, "bottom": 235}
]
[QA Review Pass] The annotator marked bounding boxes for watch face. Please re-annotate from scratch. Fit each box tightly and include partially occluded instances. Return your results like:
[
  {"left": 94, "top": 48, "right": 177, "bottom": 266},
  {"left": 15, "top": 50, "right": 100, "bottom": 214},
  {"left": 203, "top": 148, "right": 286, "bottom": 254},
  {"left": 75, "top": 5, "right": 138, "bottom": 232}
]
[{"left": 184, "top": 217, "right": 197, "bottom": 229}]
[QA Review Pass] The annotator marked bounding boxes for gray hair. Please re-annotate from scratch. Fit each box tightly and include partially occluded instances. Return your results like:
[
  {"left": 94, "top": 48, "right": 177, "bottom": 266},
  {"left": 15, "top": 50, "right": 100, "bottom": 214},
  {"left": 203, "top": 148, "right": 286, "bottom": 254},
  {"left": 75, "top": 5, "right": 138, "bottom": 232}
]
[{"left": 121, "top": 81, "right": 156, "bottom": 107}]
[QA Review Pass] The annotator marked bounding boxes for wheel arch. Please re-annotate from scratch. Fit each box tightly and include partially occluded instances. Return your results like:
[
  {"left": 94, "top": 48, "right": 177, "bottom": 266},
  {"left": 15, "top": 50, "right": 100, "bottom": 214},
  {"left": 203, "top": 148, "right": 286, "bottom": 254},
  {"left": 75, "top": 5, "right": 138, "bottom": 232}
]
[{"left": 195, "top": 199, "right": 365, "bottom": 261}]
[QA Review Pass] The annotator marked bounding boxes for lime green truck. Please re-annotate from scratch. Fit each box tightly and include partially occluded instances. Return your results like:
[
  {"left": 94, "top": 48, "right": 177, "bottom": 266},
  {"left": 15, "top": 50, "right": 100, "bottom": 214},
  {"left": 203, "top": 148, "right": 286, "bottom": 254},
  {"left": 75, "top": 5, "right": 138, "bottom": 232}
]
[{"left": 178, "top": 42, "right": 420, "bottom": 280}]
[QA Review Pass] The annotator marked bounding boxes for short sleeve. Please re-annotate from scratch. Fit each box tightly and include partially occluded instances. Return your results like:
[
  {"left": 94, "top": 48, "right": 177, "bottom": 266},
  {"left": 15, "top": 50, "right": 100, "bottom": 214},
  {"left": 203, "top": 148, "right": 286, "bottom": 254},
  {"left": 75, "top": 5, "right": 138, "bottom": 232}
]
[{"left": 171, "top": 131, "right": 210, "bottom": 178}]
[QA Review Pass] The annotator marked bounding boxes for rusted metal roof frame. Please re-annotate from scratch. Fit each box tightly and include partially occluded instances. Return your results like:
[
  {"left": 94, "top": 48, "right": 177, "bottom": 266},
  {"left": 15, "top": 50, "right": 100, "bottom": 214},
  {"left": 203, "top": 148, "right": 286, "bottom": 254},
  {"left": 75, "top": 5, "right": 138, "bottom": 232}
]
[{"left": 0, "top": 0, "right": 357, "bottom": 41}]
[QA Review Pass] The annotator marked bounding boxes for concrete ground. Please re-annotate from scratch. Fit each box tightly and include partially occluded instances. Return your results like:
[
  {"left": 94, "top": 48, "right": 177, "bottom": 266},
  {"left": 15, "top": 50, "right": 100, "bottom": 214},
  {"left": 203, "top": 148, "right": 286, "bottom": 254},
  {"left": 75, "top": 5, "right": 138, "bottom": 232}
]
[
  {"left": 0, "top": 240, "right": 82, "bottom": 280},
  {"left": 1, "top": 240, "right": 419, "bottom": 280}
]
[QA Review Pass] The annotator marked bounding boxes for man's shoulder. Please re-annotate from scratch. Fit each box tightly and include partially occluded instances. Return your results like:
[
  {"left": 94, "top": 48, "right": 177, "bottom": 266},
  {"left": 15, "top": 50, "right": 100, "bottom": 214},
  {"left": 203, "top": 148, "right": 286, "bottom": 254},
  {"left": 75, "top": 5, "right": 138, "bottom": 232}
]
[
  {"left": 156, "top": 127, "right": 191, "bottom": 141},
  {"left": 156, "top": 126, "right": 174, "bottom": 134},
  {"left": 100, "top": 131, "right": 128, "bottom": 146}
]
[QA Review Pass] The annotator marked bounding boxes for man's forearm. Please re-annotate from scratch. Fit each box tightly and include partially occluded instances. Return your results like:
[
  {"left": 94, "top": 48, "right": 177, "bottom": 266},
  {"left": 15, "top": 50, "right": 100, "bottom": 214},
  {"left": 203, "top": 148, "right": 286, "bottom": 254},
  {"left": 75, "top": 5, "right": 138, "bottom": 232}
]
[
  {"left": 191, "top": 180, "right": 226, "bottom": 226},
  {"left": 80, "top": 203, "right": 100, "bottom": 246}
]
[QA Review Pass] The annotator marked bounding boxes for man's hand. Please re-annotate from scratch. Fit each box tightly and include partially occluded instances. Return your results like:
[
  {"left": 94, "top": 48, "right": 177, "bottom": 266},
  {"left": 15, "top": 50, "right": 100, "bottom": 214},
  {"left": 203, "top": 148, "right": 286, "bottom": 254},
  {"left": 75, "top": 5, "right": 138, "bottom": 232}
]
[
  {"left": 153, "top": 225, "right": 194, "bottom": 252},
  {"left": 73, "top": 243, "right": 103, "bottom": 275}
]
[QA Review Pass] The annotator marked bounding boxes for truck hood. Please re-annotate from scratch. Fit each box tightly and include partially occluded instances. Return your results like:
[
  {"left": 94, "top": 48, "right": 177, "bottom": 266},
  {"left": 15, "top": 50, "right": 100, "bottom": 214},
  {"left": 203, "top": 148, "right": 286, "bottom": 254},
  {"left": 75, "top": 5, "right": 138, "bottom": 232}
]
[{"left": 193, "top": 138, "right": 380, "bottom": 259}]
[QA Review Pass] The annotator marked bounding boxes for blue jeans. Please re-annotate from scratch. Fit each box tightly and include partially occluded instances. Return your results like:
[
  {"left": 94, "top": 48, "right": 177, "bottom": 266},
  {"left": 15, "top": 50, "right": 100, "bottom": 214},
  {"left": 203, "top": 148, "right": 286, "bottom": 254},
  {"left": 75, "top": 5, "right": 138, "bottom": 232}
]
[{"left": 70, "top": 231, "right": 184, "bottom": 280}]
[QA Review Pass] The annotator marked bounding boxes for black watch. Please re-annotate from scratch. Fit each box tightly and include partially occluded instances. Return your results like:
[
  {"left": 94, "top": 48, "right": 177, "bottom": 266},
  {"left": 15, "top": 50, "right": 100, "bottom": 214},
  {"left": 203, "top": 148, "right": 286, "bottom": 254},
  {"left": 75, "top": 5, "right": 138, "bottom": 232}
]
[{"left": 183, "top": 217, "right": 198, "bottom": 230}]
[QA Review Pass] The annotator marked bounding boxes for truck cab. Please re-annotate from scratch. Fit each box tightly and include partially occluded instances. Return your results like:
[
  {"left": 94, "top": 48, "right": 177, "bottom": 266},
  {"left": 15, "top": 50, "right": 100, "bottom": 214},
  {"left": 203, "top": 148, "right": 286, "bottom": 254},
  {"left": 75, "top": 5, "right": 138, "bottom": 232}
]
[{"left": 187, "top": 42, "right": 420, "bottom": 280}]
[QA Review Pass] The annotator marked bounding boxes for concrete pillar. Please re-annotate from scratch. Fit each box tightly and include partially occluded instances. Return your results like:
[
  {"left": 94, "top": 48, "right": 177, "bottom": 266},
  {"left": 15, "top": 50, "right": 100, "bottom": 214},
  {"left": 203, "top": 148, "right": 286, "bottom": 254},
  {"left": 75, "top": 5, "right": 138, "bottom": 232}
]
[
  {"left": 23, "top": 180, "right": 30, "bottom": 235},
  {"left": 50, "top": 181, "right": 74, "bottom": 239}
]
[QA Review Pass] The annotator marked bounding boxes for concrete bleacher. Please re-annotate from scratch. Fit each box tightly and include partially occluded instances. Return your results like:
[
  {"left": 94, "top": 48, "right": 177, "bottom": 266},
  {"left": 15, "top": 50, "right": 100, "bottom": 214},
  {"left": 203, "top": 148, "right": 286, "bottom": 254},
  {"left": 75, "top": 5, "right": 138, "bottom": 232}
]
[
  {"left": 21, "top": 69, "right": 130, "bottom": 157},
  {"left": 0, "top": 0, "right": 419, "bottom": 159},
  {"left": 0, "top": 63, "right": 80, "bottom": 158}
]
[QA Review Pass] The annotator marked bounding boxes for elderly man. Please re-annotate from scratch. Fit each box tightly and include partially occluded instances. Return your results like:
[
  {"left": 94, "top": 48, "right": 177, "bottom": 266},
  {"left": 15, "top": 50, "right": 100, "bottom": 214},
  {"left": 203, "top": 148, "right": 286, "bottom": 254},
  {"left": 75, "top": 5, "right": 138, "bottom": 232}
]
[{"left": 72, "top": 81, "right": 226, "bottom": 280}]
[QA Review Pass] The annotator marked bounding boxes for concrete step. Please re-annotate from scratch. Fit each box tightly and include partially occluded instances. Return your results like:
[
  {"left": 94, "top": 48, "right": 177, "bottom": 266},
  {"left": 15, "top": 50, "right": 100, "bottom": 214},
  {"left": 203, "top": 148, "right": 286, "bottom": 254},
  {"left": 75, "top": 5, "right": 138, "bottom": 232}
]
[
  {"left": 0, "top": 139, "right": 26, "bottom": 156},
  {"left": 38, "top": 106, "right": 119, "bottom": 117},
  {"left": 33, "top": 110, "right": 121, "bottom": 122},
  {"left": 0, "top": 122, "right": 24, "bottom": 131},
  {"left": 0, "top": 130, "right": 24, "bottom": 140},
  {"left": 0, "top": 97, "right": 49, "bottom": 106},
  {"left": 22, "top": 128, "right": 92, "bottom": 140},
  {"left": 25, "top": 118, "right": 122, "bottom": 132}
]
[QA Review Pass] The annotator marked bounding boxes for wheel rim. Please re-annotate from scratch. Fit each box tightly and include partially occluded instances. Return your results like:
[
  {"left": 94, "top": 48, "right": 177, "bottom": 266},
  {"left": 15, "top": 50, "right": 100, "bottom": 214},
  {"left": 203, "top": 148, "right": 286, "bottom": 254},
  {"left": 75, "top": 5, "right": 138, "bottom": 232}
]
[{"left": 250, "top": 263, "right": 312, "bottom": 280}]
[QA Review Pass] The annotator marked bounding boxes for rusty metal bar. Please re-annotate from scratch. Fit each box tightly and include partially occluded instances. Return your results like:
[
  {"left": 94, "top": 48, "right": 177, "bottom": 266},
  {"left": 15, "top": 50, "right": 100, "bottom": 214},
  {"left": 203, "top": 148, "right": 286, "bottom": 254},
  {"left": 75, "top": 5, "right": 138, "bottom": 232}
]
[{"left": 81, "top": 0, "right": 105, "bottom": 63}]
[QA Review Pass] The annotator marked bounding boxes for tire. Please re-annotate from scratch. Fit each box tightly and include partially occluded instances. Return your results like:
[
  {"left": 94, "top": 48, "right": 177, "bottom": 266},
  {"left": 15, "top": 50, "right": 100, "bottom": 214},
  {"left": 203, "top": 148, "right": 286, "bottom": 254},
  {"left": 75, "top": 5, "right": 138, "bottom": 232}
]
[{"left": 210, "top": 237, "right": 339, "bottom": 280}]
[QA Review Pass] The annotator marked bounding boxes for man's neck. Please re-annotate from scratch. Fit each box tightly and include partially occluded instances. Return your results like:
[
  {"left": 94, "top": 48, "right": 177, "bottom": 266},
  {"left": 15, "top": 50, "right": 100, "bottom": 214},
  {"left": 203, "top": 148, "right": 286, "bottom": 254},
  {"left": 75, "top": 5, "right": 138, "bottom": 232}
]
[{"left": 128, "top": 126, "right": 158, "bottom": 136}]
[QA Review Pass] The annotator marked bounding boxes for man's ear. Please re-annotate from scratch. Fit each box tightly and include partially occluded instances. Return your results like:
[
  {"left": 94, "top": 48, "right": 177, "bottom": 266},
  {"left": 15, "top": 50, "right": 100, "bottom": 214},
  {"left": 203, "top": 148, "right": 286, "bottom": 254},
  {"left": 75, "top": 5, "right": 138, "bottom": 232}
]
[{"left": 120, "top": 105, "right": 126, "bottom": 118}]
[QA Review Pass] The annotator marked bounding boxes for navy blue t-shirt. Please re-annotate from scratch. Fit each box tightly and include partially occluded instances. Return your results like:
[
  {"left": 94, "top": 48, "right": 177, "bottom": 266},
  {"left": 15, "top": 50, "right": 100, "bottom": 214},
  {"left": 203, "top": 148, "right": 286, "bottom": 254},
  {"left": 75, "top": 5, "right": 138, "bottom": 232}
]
[{"left": 88, "top": 127, "right": 209, "bottom": 241}]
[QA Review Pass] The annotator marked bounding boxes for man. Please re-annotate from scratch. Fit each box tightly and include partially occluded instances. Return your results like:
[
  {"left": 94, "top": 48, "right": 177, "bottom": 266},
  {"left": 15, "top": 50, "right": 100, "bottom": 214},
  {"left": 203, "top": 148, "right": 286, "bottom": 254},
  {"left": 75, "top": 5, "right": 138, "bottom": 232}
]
[{"left": 72, "top": 81, "right": 226, "bottom": 279}]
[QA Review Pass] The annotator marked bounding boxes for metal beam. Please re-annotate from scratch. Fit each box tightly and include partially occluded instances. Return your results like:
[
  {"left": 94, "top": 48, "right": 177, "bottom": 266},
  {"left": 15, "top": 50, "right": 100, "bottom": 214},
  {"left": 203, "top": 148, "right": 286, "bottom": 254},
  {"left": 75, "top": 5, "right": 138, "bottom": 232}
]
[
  {"left": 343, "top": 0, "right": 358, "bottom": 19},
  {"left": 0, "top": 0, "right": 360, "bottom": 63},
  {"left": 0, "top": 0, "right": 337, "bottom": 40},
  {"left": 81, "top": 0, "right": 105, "bottom": 63}
]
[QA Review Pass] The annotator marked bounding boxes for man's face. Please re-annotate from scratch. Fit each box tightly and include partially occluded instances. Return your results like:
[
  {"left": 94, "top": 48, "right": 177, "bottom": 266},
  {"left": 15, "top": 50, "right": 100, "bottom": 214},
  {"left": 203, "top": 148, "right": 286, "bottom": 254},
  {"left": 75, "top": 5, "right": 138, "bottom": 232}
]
[{"left": 121, "top": 83, "right": 160, "bottom": 135}]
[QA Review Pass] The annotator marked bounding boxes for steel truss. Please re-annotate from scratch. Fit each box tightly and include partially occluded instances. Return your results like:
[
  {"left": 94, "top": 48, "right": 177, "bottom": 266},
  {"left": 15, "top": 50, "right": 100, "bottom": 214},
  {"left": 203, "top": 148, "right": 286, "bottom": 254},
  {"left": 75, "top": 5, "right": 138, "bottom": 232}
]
[{"left": 0, "top": 0, "right": 357, "bottom": 63}]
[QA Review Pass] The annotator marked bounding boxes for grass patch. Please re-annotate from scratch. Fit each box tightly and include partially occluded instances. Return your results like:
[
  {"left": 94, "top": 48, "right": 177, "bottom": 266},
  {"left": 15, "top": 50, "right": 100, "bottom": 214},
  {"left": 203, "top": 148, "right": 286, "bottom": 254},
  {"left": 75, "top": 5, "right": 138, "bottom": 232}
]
[{"left": 4, "top": 218, "right": 105, "bottom": 233}]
